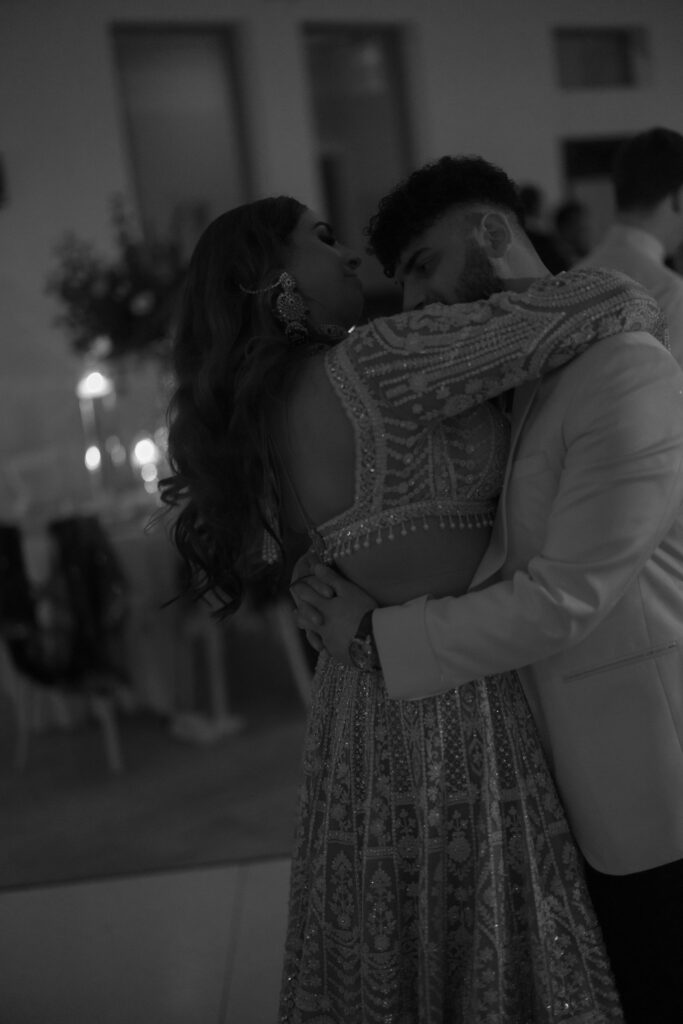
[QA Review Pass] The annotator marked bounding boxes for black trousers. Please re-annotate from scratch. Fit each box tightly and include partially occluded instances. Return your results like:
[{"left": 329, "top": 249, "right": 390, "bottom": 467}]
[{"left": 584, "top": 856, "right": 683, "bottom": 1023}]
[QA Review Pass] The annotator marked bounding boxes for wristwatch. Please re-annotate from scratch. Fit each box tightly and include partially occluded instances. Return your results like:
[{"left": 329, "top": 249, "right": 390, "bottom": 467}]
[{"left": 348, "top": 609, "right": 381, "bottom": 671}]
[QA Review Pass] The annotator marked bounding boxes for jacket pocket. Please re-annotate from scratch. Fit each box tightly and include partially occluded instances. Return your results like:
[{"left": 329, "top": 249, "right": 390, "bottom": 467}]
[{"left": 564, "top": 641, "right": 678, "bottom": 682}]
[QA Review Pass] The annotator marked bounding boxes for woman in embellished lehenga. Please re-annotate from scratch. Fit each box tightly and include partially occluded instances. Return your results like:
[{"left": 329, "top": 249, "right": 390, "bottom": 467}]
[{"left": 160, "top": 191, "right": 663, "bottom": 1023}]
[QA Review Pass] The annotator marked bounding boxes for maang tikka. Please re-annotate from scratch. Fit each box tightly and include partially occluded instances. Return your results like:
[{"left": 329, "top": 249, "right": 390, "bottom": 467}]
[{"left": 240, "top": 271, "right": 309, "bottom": 341}]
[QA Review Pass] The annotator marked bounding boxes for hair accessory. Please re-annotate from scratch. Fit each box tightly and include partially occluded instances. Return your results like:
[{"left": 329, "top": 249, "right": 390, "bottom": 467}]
[
  {"left": 239, "top": 277, "right": 282, "bottom": 295},
  {"left": 240, "top": 271, "right": 309, "bottom": 340}
]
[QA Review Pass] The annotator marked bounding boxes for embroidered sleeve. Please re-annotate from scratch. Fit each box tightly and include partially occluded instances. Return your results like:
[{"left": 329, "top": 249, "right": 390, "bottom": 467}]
[{"left": 333, "top": 268, "right": 665, "bottom": 421}]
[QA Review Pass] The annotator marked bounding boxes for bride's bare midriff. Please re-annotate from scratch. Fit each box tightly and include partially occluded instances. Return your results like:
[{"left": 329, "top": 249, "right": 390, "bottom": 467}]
[{"left": 332, "top": 519, "right": 492, "bottom": 606}]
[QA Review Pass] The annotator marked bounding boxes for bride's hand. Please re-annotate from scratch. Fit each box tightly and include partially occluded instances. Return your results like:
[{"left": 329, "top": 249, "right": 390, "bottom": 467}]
[
  {"left": 290, "top": 564, "right": 377, "bottom": 665},
  {"left": 289, "top": 551, "right": 335, "bottom": 651}
]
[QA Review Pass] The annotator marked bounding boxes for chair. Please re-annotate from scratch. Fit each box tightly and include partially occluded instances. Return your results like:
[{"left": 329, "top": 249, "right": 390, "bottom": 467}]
[{"left": 0, "top": 518, "right": 129, "bottom": 773}]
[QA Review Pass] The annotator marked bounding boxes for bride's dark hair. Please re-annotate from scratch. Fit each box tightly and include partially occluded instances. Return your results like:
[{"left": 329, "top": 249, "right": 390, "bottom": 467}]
[{"left": 159, "top": 196, "right": 314, "bottom": 615}]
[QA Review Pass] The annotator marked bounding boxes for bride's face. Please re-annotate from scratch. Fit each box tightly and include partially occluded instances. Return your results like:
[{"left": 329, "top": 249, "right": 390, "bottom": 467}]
[{"left": 285, "top": 210, "right": 365, "bottom": 331}]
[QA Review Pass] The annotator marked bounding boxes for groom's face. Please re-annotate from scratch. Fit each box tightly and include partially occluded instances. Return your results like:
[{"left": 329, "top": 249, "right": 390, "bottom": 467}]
[{"left": 396, "top": 206, "right": 504, "bottom": 310}]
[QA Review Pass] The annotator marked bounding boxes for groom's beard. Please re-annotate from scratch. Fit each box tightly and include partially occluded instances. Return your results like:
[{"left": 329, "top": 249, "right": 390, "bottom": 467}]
[{"left": 455, "top": 239, "right": 505, "bottom": 302}]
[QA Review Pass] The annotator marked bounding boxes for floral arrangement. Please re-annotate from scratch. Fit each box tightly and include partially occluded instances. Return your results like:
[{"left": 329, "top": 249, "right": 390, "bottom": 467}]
[{"left": 46, "top": 196, "right": 187, "bottom": 364}]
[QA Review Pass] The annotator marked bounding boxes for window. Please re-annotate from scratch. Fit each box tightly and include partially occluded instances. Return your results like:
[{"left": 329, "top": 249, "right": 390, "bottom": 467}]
[
  {"left": 304, "top": 25, "right": 413, "bottom": 300},
  {"left": 112, "top": 27, "right": 251, "bottom": 247},
  {"left": 554, "top": 28, "right": 649, "bottom": 89}
]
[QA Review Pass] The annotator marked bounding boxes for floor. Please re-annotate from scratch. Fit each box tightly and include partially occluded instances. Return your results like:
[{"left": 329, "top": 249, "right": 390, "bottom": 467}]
[
  {"left": 0, "top": 855, "right": 292, "bottom": 1024},
  {"left": 0, "top": 710, "right": 306, "bottom": 889},
  {"left": 0, "top": 597, "right": 313, "bottom": 1023}
]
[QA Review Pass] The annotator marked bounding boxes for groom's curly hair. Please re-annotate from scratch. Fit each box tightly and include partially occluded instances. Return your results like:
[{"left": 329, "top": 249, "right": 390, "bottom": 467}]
[{"left": 366, "top": 155, "right": 525, "bottom": 277}]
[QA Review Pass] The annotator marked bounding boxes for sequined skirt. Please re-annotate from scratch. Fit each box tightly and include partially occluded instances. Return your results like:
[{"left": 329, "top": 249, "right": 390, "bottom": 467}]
[{"left": 279, "top": 654, "right": 623, "bottom": 1024}]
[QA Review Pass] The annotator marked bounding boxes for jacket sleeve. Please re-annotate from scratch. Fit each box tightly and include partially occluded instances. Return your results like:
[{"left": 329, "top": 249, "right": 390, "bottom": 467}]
[
  {"left": 373, "top": 334, "right": 683, "bottom": 699},
  {"left": 336, "top": 268, "right": 665, "bottom": 421},
  {"left": 663, "top": 288, "right": 683, "bottom": 369}
]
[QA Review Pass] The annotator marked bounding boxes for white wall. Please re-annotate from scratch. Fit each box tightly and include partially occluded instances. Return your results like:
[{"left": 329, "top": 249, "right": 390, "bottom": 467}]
[{"left": 1, "top": 0, "right": 682, "bottom": 499}]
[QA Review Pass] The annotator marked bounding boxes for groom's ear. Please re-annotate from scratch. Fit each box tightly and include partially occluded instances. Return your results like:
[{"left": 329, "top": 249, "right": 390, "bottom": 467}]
[{"left": 473, "top": 211, "right": 514, "bottom": 258}]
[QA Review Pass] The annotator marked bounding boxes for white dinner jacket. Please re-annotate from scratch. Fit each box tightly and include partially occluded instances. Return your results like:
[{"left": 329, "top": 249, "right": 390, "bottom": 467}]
[{"left": 374, "top": 330, "right": 683, "bottom": 874}]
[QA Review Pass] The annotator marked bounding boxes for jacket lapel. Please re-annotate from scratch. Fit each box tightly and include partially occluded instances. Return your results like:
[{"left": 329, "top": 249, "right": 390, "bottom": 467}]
[{"left": 469, "top": 381, "right": 541, "bottom": 588}]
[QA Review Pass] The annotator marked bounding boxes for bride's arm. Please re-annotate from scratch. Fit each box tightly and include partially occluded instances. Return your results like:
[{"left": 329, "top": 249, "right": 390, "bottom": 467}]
[{"left": 333, "top": 268, "right": 665, "bottom": 418}]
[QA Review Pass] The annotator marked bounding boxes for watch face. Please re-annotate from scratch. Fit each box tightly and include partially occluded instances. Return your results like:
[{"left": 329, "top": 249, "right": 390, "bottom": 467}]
[{"left": 349, "top": 636, "right": 372, "bottom": 670}]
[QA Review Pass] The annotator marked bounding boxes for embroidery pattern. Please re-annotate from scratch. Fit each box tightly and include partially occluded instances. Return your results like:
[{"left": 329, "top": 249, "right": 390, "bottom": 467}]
[{"left": 316, "top": 268, "right": 663, "bottom": 562}]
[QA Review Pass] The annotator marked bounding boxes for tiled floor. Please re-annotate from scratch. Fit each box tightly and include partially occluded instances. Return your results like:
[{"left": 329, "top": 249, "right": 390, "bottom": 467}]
[{"left": 0, "top": 856, "right": 292, "bottom": 1024}]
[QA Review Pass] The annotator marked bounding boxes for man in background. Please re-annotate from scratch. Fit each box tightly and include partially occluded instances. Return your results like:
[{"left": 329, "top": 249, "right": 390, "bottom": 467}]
[{"left": 580, "top": 126, "right": 683, "bottom": 363}]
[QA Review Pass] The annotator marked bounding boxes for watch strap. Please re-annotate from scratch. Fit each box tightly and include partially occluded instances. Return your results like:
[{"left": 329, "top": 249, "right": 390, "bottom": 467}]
[{"left": 349, "top": 608, "right": 380, "bottom": 671}]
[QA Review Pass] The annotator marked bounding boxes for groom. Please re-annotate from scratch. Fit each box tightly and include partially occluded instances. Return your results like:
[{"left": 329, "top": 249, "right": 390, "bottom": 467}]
[{"left": 291, "top": 155, "right": 683, "bottom": 1023}]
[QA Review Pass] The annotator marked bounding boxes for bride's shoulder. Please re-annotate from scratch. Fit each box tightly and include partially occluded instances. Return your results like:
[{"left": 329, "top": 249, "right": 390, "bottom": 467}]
[{"left": 289, "top": 350, "right": 332, "bottom": 399}]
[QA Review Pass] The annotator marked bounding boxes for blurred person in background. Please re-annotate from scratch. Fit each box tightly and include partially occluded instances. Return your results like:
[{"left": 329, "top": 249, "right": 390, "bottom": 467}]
[
  {"left": 552, "top": 199, "right": 590, "bottom": 268},
  {"left": 519, "top": 182, "right": 567, "bottom": 272},
  {"left": 157, "top": 180, "right": 654, "bottom": 1020},
  {"left": 580, "top": 126, "right": 683, "bottom": 365}
]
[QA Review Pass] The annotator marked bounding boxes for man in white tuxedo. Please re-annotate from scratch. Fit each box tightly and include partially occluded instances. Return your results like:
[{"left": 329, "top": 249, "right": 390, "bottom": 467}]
[
  {"left": 579, "top": 126, "right": 683, "bottom": 366},
  {"left": 292, "top": 155, "right": 683, "bottom": 1023}
]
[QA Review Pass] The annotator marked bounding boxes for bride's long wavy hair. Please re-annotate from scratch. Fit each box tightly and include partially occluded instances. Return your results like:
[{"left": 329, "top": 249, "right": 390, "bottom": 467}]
[{"left": 158, "top": 196, "right": 315, "bottom": 615}]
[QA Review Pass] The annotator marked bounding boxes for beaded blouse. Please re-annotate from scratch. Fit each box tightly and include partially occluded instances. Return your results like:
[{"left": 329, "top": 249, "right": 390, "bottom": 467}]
[{"left": 313, "top": 268, "right": 665, "bottom": 564}]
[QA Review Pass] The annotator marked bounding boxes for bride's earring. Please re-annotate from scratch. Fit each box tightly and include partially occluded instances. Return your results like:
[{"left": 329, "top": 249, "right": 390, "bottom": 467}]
[
  {"left": 273, "top": 272, "right": 309, "bottom": 341},
  {"left": 240, "top": 271, "right": 310, "bottom": 342}
]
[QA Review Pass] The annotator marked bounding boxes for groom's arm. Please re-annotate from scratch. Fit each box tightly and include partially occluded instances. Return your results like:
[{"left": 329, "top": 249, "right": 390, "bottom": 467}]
[{"left": 375, "top": 333, "right": 683, "bottom": 699}]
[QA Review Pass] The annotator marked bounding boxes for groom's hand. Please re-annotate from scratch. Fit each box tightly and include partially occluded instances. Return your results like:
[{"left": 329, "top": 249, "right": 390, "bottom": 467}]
[{"left": 290, "top": 564, "right": 377, "bottom": 665}]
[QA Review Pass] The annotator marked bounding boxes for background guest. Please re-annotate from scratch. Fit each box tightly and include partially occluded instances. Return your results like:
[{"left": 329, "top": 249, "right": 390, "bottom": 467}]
[
  {"left": 580, "top": 126, "right": 683, "bottom": 364},
  {"left": 519, "top": 182, "right": 568, "bottom": 272},
  {"left": 553, "top": 198, "right": 590, "bottom": 268}
]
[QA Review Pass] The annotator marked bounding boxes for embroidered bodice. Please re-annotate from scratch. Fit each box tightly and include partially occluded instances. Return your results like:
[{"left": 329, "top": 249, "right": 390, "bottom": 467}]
[
  {"left": 308, "top": 268, "right": 664, "bottom": 602},
  {"left": 322, "top": 362, "right": 509, "bottom": 554}
]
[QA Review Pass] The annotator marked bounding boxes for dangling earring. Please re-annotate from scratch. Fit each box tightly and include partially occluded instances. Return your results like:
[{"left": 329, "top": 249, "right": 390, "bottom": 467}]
[
  {"left": 273, "top": 272, "right": 309, "bottom": 340},
  {"left": 240, "top": 271, "right": 309, "bottom": 341}
]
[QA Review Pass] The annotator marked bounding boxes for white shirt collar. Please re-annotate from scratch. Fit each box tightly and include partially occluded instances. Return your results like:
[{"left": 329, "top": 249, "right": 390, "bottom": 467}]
[{"left": 609, "top": 223, "right": 666, "bottom": 264}]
